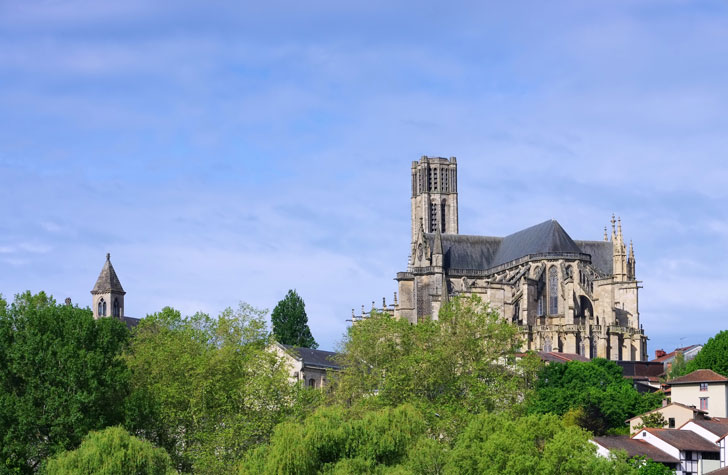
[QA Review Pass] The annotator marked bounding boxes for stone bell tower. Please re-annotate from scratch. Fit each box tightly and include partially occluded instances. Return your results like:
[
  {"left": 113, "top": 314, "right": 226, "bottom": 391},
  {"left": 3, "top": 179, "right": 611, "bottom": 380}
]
[
  {"left": 91, "top": 253, "right": 126, "bottom": 319},
  {"left": 410, "top": 156, "right": 458, "bottom": 245}
]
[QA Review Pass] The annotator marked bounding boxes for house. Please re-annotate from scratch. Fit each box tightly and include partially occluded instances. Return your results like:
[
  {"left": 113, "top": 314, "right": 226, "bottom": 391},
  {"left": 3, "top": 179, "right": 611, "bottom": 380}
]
[
  {"left": 680, "top": 418, "right": 728, "bottom": 444},
  {"left": 669, "top": 370, "right": 728, "bottom": 418},
  {"left": 272, "top": 342, "right": 341, "bottom": 389},
  {"left": 592, "top": 436, "right": 678, "bottom": 471},
  {"left": 627, "top": 402, "right": 708, "bottom": 435},
  {"left": 632, "top": 428, "right": 721, "bottom": 474},
  {"left": 653, "top": 345, "right": 703, "bottom": 374}
]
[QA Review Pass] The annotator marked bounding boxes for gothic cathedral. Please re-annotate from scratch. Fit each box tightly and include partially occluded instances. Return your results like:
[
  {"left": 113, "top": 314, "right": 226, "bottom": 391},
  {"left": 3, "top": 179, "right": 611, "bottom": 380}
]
[{"left": 387, "top": 156, "right": 647, "bottom": 361}]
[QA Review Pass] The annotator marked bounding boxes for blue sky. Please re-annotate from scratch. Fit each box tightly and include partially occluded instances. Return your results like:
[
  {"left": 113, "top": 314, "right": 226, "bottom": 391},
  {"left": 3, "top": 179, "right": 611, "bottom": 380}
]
[{"left": 1, "top": 0, "right": 726, "bottom": 355}]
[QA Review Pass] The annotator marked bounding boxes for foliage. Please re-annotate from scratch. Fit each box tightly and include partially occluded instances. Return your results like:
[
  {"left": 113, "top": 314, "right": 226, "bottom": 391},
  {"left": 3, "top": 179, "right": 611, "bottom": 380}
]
[
  {"left": 271, "top": 289, "right": 318, "bottom": 349},
  {"left": 686, "top": 330, "right": 728, "bottom": 376},
  {"left": 238, "top": 404, "right": 428, "bottom": 474},
  {"left": 241, "top": 406, "right": 639, "bottom": 475},
  {"left": 124, "top": 304, "right": 297, "bottom": 473},
  {"left": 633, "top": 411, "right": 667, "bottom": 433},
  {"left": 446, "top": 412, "right": 636, "bottom": 475},
  {"left": 527, "top": 358, "right": 662, "bottom": 434},
  {"left": 42, "top": 426, "right": 174, "bottom": 475},
  {"left": 0, "top": 292, "right": 130, "bottom": 473},
  {"left": 666, "top": 351, "right": 689, "bottom": 380},
  {"left": 331, "top": 295, "right": 540, "bottom": 425}
]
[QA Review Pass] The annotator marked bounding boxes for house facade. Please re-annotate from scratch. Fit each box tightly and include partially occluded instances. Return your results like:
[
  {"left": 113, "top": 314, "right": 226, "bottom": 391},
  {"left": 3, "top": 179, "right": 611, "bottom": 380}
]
[{"left": 669, "top": 370, "right": 728, "bottom": 418}]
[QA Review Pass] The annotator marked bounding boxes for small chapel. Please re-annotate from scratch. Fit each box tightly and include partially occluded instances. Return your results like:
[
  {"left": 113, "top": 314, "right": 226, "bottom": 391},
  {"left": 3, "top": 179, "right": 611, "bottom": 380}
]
[
  {"left": 90, "top": 253, "right": 140, "bottom": 329},
  {"left": 357, "top": 156, "right": 648, "bottom": 362}
]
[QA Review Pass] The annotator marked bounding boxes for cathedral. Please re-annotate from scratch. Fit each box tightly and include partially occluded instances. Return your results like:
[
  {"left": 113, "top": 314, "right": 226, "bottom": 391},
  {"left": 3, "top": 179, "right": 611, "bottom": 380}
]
[{"left": 358, "top": 156, "right": 648, "bottom": 362}]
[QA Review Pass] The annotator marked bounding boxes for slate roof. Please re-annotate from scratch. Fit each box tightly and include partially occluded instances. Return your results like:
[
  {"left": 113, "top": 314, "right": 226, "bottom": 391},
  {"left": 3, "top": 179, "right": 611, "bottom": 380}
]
[
  {"left": 684, "top": 418, "right": 728, "bottom": 438},
  {"left": 91, "top": 253, "right": 125, "bottom": 295},
  {"left": 424, "top": 219, "right": 610, "bottom": 274},
  {"left": 668, "top": 369, "right": 728, "bottom": 385},
  {"left": 122, "top": 316, "right": 141, "bottom": 330},
  {"left": 642, "top": 428, "right": 720, "bottom": 452},
  {"left": 282, "top": 345, "right": 341, "bottom": 370},
  {"left": 592, "top": 436, "right": 679, "bottom": 464}
]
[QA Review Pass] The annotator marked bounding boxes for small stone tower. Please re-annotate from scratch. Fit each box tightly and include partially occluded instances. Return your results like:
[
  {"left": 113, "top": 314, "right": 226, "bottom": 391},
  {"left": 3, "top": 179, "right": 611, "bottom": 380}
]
[
  {"left": 91, "top": 253, "right": 125, "bottom": 319},
  {"left": 411, "top": 156, "right": 458, "bottom": 244}
]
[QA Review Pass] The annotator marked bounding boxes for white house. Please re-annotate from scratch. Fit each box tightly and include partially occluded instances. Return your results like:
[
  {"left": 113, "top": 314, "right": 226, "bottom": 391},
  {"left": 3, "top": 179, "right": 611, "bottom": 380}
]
[
  {"left": 669, "top": 370, "right": 728, "bottom": 418},
  {"left": 632, "top": 428, "right": 721, "bottom": 475}
]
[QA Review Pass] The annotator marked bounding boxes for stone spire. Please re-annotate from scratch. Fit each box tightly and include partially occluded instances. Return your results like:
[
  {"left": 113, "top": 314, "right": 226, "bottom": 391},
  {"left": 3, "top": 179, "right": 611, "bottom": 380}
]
[
  {"left": 628, "top": 240, "right": 636, "bottom": 280},
  {"left": 603, "top": 226, "right": 608, "bottom": 242},
  {"left": 91, "top": 253, "right": 126, "bottom": 319},
  {"left": 612, "top": 217, "right": 628, "bottom": 281},
  {"left": 610, "top": 214, "right": 616, "bottom": 242}
]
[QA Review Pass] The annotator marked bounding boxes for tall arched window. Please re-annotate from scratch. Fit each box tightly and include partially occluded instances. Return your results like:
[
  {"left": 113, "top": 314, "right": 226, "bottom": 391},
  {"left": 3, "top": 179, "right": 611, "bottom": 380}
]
[
  {"left": 548, "top": 266, "right": 558, "bottom": 315},
  {"left": 429, "top": 202, "right": 437, "bottom": 232},
  {"left": 440, "top": 199, "right": 446, "bottom": 232},
  {"left": 113, "top": 298, "right": 120, "bottom": 317},
  {"left": 98, "top": 298, "right": 106, "bottom": 317}
]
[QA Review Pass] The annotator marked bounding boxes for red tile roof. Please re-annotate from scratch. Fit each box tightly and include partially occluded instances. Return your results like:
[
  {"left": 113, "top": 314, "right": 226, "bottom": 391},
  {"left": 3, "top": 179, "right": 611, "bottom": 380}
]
[
  {"left": 668, "top": 369, "right": 728, "bottom": 385},
  {"left": 651, "top": 345, "right": 701, "bottom": 363}
]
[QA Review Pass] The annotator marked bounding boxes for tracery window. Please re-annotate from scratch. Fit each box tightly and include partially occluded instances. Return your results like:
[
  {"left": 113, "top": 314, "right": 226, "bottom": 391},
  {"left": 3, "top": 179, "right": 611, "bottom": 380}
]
[
  {"left": 98, "top": 298, "right": 106, "bottom": 317},
  {"left": 548, "top": 266, "right": 558, "bottom": 315},
  {"left": 113, "top": 298, "right": 120, "bottom": 317},
  {"left": 537, "top": 296, "right": 544, "bottom": 316}
]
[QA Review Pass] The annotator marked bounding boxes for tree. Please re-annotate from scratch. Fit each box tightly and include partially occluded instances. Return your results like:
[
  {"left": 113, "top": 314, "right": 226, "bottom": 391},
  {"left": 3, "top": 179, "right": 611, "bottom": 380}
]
[
  {"left": 666, "top": 351, "right": 688, "bottom": 380},
  {"left": 446, "top": 412, "right": 636, "bottom": 475},
  {"left": 0, "top": 291, "right": 130, "bottom": 473},
  {"left": 42, "top": 426, "right": 174, "bottom": 474},
  {"left": 685, "top": 330, "right": 728, "bottom": 376},
  {"left": 271, "top": 289, "right": 318, "bottom": 348},
  {"left": 331, "top": 295, "right": 540, "bottom": 433},
  {"left": 633, "top": 412, "right": 668, "bottom": 433},
  {"left": 527, "top": 358, "right": 662, "bottom": 435},
  {"left": 124, "top": 303, "right": 298, "bottom": 473}
]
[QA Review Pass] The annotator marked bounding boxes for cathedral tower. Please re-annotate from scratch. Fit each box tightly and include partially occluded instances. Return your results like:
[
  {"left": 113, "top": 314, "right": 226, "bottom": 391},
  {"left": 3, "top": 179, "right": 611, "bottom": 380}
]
[
  {"left": 91, "top": 253, "right": 125, "bottom": 319},
  {"left": 411, "top": 156, "right": 458, "bottom": 245}
]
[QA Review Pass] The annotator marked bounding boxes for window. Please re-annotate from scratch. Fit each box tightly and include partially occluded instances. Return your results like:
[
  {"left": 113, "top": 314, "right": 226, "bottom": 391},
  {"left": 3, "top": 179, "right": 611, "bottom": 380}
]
[
  {"left": 548, "top": 267, "right": 558, "bottom": 314},
  {"left": 113, "top": 298, "right": 120, "bottom": 317},
  {"left": 537, "top": 296, "right": 544, "bottom": 316},
  {"left": 98, "top": 298, "right": 106, "bottom": 317},
  {"left": 684, "top": 450, "right": 693, "bottom": 460},
  {"left": 308, "top": 378, "right": 316, "bottom": 389},
  {"left": 700, "top": 397, "right": 708, "bottom": 411},
  {"left": 440, "top": 200, "right": 446, "bottom": 232},
  {"left": 429, "top": 202, "right": 437, "bottom": 232},
  {"left": 543, "top": 338, "right": 552, "bottom": 353},
  {"left": 700, "top": 382, "right": 708, "bottom": 391},
  {"left": 668, "top": 417, "right": 675, "bottom": 428}
]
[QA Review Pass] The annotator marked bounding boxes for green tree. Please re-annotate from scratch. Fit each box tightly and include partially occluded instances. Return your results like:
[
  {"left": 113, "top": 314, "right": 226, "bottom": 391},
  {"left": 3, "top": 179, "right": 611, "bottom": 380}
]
[
  {"left": 42, "top": 426, "right": 174, "bottom": 475},
  {"left": 633, "top": 411, "right": 668, "bottom": 433},
  {"left": 685, "top": 330, "right": 728, "bottom": 376},
  {"left": 527, "top": 358, "right": 662, "bottom": 434},
  {"left": 271, "top": 289, "right": 318, "bottom": 348},
  {"left": 666, "top": 351, "right": 689, "bottom": 380},
  {"left": 0, "top": 291, "right": 130, "bottom": 473},
  {"left": 445, "top": 413, "right": 636, "bottom": 475},
  {"left": 332, "top": 295, "right": 539, "bottom": 424},
  {"left": 124, "top": 303, "right": 297, "bottom": 473}
]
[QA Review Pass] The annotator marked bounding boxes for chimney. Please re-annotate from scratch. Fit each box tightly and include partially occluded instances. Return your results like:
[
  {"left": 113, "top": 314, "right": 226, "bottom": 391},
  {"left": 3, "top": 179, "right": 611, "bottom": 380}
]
[{"left": 655, "top": 349, "right": 666, "bottom": 358}]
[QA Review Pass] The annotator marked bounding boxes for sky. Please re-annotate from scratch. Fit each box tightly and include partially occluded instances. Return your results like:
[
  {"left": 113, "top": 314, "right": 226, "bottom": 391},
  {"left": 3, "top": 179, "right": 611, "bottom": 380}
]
[{"left": 1, "top": 0, "right": 726, "bottom": 355}]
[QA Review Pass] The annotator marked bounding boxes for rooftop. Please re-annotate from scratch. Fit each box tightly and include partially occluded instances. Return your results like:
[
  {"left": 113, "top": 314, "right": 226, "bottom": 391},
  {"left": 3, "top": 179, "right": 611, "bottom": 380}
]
[
  {"left": 281, "top": 344, "right": 341, "bottom": 370},
  {"left": 641, "top": 428, "right": 719, "bottom": 452},
  {"left": 683, "top": 418, "right": 728, "bottom": 438},
  {"left": 91, "top": 253, "right": 126, "bottom": 295},
  {"left": 592, "top": 436, "right": 679, "bottom": 464},
  {"left": 668, "top": 369, "right": 728, "bottom": 385}
]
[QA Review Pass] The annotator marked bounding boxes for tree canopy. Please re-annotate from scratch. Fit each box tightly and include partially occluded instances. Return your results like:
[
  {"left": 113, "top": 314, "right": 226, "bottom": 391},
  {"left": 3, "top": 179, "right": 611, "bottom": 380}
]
[
  {"left": 0, "top": 292, "right": 130, "bottom": 473},
  {"left": 124, "top": 304, "right": 300, "bottom": 473},
  {"left": 685, "top": 330, "right": 728, "bottom": 376},
  {"left": 271, "top": 289, "right": 318, "bottom": 348},
  {"left": 526, "top": 358, "right": 662, "bottom": 435},
  {"left": 42, "top": 426, "right": 174, "bottom": 475}
]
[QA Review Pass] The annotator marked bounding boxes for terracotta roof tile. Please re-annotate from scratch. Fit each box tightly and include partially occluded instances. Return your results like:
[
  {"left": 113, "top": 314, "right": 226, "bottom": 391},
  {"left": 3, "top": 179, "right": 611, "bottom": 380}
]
[{"left": 668, "top": 369, "right": 728, "bottom": 385}]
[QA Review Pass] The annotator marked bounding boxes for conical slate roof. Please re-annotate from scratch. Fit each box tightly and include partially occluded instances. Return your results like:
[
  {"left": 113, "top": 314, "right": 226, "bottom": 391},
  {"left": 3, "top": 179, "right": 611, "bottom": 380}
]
[{"left": 91, "top": 253, "right": 125, "bottom": 295}]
